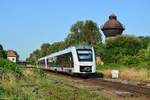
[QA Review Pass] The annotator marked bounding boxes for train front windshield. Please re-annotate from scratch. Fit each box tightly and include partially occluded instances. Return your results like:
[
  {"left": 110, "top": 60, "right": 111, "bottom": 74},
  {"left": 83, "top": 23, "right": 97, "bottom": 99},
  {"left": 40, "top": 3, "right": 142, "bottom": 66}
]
[{"left": 77, "top": 49, "right": 93, "bottom": 61}]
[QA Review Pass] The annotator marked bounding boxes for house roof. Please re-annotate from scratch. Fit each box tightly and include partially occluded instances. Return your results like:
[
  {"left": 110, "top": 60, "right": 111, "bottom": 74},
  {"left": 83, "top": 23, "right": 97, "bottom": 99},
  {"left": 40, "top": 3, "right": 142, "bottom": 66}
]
[{"left": 7, "top": 50, "right": 17, "bottom": 57}]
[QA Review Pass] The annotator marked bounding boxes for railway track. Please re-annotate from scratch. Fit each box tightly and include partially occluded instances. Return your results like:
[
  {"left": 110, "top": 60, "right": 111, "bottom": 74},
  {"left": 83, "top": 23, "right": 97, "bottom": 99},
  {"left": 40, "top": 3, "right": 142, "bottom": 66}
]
[
  {"left": 88, "top": 78, "right": 150, "bottom": 98},
  {"left": 24, "top": 67, "right": 150, "bottom": 98},
  {"left": 44, "top": 70, "right": 150, "bottom": 98}
]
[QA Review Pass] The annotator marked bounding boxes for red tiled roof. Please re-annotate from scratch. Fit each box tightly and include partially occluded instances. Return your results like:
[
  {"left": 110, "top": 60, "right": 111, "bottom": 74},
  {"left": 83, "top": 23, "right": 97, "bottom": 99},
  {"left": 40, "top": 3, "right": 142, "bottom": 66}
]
[{"left": 7, "top": 51, "right": 17, "bottom": 57}]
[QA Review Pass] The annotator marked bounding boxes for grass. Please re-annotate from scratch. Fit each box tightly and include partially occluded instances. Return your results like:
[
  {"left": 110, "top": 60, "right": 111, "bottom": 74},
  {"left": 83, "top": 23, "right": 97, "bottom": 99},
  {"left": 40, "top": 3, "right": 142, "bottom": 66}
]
[
  {"left": 97, "top": 64, "right": 150, "bottom": 82},
  {"left": 0, "top": 68, "right": 111, "bottom": 100},
  {"left": 96, "top": 63, "right": 125, "bottom": 70},
  {"left": 119, "top": 68, "right": 150, "bottom": 82}
]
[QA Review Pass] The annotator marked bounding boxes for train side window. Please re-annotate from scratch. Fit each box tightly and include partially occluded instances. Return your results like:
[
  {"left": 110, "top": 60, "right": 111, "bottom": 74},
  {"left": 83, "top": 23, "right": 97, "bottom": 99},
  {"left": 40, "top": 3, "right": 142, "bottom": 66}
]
[
  {"left": 39, "top": 60, "right": 45, "bottom": 67},
  {"left": 46, "top": 52, "right": 74, "bottom": 68}
]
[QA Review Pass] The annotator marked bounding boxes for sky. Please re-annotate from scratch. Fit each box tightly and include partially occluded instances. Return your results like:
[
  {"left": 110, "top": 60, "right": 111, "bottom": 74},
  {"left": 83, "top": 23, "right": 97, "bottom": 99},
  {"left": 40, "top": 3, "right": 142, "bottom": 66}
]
[{"left": 0, "top": 0, "right": 150, "bottom": 60}]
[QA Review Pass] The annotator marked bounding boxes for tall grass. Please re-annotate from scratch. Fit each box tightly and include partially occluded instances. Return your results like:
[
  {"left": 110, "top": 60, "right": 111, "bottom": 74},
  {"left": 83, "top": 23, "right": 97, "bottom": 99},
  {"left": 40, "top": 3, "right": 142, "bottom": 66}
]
[
  {"left": 97, "top": 64, "right": 150, "bottom": 82},
  {"left": 0, "top": 68, "right": 111, "bottom": 100}
]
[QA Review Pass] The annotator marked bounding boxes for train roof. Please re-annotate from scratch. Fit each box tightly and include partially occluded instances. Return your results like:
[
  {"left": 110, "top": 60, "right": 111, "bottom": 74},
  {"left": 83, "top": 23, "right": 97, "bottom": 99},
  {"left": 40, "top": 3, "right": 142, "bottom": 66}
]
[
  {"left": 73, "top": 45, "right": 92, "bottom": 49},
  {"left": 38, "top": 45, "right": 93, "bottom": 61}
]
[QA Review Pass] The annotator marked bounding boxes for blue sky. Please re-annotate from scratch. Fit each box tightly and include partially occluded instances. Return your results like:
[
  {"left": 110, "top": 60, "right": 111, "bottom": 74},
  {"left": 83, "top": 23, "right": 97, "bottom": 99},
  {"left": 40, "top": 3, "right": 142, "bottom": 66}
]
[{"left": 0, "top": 0, "right": 150, "bottom": 60}]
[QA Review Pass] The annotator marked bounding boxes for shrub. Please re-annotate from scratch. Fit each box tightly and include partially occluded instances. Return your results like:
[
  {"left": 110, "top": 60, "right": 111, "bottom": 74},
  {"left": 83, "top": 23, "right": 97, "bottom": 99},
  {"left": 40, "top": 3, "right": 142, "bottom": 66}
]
[
  {"left": 119, "top": 56, "right": 141, "bottom": 67},
  {"left": 0, "top": 58, "right": 22, "bottom": 77},
  {"left": 102, "top": 35, "right": 143, "bottom": 63},
  {"left": 34, "top": 69, "right": 47, "bottom": 78}
]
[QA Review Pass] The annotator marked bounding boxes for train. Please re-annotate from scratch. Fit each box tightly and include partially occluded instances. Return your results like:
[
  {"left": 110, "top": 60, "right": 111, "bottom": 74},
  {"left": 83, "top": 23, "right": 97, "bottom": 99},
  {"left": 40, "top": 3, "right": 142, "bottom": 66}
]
[{"left": 38, "top": 45, "right": 96, "bottom": 75}]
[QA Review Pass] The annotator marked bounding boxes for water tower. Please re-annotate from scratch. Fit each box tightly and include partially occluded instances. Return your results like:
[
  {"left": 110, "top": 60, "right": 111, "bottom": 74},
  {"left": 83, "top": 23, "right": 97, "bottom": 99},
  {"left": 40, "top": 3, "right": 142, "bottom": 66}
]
[{"left": 101, "top": 14, "right": 125, "bottom": 40}]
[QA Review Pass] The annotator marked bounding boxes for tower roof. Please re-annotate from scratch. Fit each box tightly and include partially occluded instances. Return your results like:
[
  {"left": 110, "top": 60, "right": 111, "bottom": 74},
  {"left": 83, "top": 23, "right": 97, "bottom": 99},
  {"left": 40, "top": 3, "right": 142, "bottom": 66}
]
[{"left": 101, "top": 14, "right": 125, "bottom": 37}]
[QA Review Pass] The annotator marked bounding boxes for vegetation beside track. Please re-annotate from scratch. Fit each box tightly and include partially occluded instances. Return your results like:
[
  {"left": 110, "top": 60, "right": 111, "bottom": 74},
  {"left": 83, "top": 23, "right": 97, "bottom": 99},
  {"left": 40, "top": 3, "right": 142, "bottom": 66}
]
[
  {"left": 0, "top": 58, "right": 110, "bottom": 100},
  {"left": 0, "top": 58, "right": 23, "bottom": 80},
  {"left": 97, "top": 64, "right": 150, "bottom": 82}
]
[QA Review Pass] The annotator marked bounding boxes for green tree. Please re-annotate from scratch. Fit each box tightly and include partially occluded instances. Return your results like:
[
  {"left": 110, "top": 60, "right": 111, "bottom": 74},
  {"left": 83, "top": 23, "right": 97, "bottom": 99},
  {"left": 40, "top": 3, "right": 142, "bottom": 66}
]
[
  {"left": 0, "top": 44, "right": 7, "bottom": 59},
  {"left": 65, "top": 33, "right": 80, "bottom": 47},
  {"left": 70, "top": 21, "right": 84, "bottom": 44},
  {"left": 65, "top": 20, "right": 102, "bottom": 46},
  {"left": 119, "top": 43, "right": 150, "bottom": 68},
  {"left": 26, "top": 49, "right": 41, "bottom": 64},
  {"left": 50, "top": 41, "right": 66, "bottom": 53},
  {"left": 0, "top": 50, "right": 7, "bottom": 59},
  {"left": 91, "top": 43, "right": 105, "bottom": 57},
  {"left": 82, "top": 20, "right": 101, "bottom": 44},
  {"left": 40, "top": 43, "right": 51, "bottom": 57},
  {"left": 13, "top": 50, "right": 19, "bottom": 61},
  {"left": 137, "top": 43, "right": 150, "bottom": 62},
  {"left": 139, "top": 36, "right": 150, "bottom": 49},
  {"left": 26, "top": 41, "right": 67, "bottom": 64},
  {"left": 0, "top": 44, "right": 3, "bottom": 50},
  {"left": 103, "top": 35, "right": 143, "bottom": 63},
  {"left": 65, "top": 21, "right": 84, "bottom": 46}
]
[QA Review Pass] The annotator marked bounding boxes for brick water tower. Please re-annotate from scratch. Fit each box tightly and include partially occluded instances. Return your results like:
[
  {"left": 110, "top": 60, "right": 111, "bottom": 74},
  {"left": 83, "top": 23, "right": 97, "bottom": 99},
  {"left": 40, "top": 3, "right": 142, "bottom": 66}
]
[{"left": 101, "top": 14, "right": 125, "bottom": 40}]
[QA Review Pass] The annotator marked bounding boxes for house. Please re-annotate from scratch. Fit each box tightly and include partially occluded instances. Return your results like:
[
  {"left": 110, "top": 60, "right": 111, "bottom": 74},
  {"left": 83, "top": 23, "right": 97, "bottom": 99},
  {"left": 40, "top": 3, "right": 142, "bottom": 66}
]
[{"left": 7, "top": 50, "right": 18, "bottom": 63}]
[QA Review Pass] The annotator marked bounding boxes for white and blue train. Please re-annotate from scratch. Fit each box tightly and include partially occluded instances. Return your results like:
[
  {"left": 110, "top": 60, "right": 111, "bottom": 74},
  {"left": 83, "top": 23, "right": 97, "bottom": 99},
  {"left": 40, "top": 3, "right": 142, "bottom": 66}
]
[{"left": 38, "top": 45, "right": 96, "bottom": 75}]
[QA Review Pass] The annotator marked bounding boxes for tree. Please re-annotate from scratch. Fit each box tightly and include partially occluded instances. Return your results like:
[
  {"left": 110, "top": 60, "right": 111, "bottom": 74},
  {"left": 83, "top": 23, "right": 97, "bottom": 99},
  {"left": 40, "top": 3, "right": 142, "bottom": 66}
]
[
  {"left": 50, "top": 41, "right": 66, "bottom": 53},
  {"left": 82, "top": 20, "right": 101, "bottom": 44},
  {"left": 0, "top": 44, "right": 6, "bottom": 59},
  {"left": 103, "top": 35, "right": 143, "bottom": 63},
  {"left": 65, "top": 20, "right": 102, "bottom": 46},
  {"left": 26, "top": 41, "right": 67, "bottom": 64},
  {"left": 40, "top": 43, "right": 51, "bottom": 57},
  {"left": 0, "top": 50, "right": 7, "bottom": 59},
  {"left": 139, "top": 36, "right": 150, "bottom": 49},
  {"left": 13, "top": 50, "right": 19, "bottom": 61},
  {"left": 26, "top": 49, "right": 41, "bottom": 64},
  {"left": 137, "top": 43, "right": 150, "bottom": 62},
  {"left": 119, "top": 43, "right": 150, "bottom": 68},
  {"left": 65, "top": 33, "right": 78, "bottom": 47},
  {"left": 91, "top": 43, "right": 105, "bottom": 57},
  {"left": 70, "top": 21, "right": 84, "bottom": 44},
  {"left": 0, "top": 44, "right": 3, "bottom": 50}
]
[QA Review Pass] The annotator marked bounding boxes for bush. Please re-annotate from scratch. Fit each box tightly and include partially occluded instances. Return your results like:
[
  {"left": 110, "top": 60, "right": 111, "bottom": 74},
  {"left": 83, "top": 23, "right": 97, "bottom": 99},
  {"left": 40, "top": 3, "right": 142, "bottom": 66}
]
[
  {"left": 119, "top": 56, "right": 141, "bottom": 67},
  {"left": 0, "top": 58, "right": 22, "bottom": 76},
  {"left": 102, "top": 35, "right": 143, "bottom": 63},
  {"left": 34, "top": 69, "right": 47, "bottom": 78}
]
